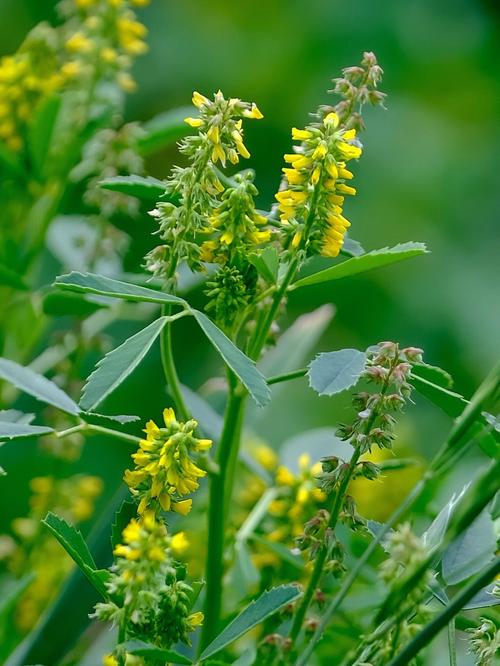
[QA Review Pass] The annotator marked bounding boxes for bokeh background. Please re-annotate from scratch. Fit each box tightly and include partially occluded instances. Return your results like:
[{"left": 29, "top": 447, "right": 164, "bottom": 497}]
[{"left": 0, "top": 0, "right": 498, "bottom": 663}]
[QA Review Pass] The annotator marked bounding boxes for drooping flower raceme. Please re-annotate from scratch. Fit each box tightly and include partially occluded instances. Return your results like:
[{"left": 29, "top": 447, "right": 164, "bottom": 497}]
[
  {"left": 144, "top": 90, "right": 263, "bottom": 283},
  {"left": 124, "top": 408, "right": 212, "bottom": 516},
  {"left": 276, "top": 111, "right": 360, "bottom": 259}
]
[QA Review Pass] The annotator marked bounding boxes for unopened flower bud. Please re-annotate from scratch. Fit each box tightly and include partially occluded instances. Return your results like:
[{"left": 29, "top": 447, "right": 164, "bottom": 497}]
[{"left": 402, "top": 347, "right": 423, "bottom": 363}]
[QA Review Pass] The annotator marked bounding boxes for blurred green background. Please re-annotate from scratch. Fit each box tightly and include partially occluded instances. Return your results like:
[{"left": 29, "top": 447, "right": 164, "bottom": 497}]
[{"left": 0, "top": 0, "right": 498, "bottom": 662}]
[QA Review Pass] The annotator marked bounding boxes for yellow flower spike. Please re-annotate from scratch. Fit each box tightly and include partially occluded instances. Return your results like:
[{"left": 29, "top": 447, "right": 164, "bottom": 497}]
[
  {"left": 323, "top": 111, "right": 340, "bottom": 128},
  {"left": 326, "top": 160, "right": 339, "bottom": 179},
  {"left": 171, "top": 531, "right": 189, "bottom": 556},
  {"left": 159, "top": 491, "right": 171, "bottom": 511},
  {"left": 192, "top": 91, "right": 208, "bottom": 107},
  {"left": 298, "top": 453, "right": 311, "bottom": 470},
  {"left": 339, "top": 167, "right": 354, "bottom": 180},
  {"left": 243, "top": 103, "right": 263, "bottom": 119},
  {"left": 103, "top": 655, "right": 118, "bottom": 666},
  {"left": 148, "top": 546, "right": 165, "bottom": 561},
  {"left": 65, "top": 32, "right": 92, "bottom": 53},
  {"left": 312, "top": 143, "right": 327, "bottom": 160},
  {"left": 220, "top": 230, "right": 234, "bottom": 245},
  {"left": 291, "top": 230, "right": 302, "bottom": 248},
  {"left": 282, "top": 168, "right": 304, "bottom": 185},
  {"left": 342, "top": 128, "right": 357, "bottom": 140},
  {"left": 311, "top": 166, "right": 321, "bottom": 185},
  {"left": 338, "top": 142, "right": 362, "bottom": 159},
  {"left": 212, "top": 143, "right": 226, "bottom": 165},
  {"left": 144, "top": 419, "right": 160, "bottom": 439},
  {"left": 337, "top": 183, "right": 357, "bottom": 196},
  {"left": 207, "top": 125, "right": 220, "bottom": 143},
  {"left": 123, "top": 519, "right": 141, "bottom": 543},
  {"left": 296, "top": 487, "right": 310, "bottom": 504},
  {"left": 163, "top": 407, "right": 176, "bottom": 426},
  {"left": 188, "top": 611, "right": 204, "bottom": 627},
  {"left": 173, "top": 499, "right": 193, "bottom": 516},
  {"left": 235, "top": 140, "right": 250, "bottom": 159},
  {"left": 196, "top": 438, "right": 213, "bottom": 452},
  {"left": 276, "top": 465, "right": 295, "bottom": 486},
  {"left": 292, "top": 127, "right": 314, "bottom": 141},
  {"left": 184, "top": 116, "right": 204, "bottom": 128}
]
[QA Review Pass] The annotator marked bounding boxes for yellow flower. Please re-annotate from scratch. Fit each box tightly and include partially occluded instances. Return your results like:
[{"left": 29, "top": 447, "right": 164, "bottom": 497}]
[
  {"left": 65, "top": 32, "right": 93, "bottom": 53},
  {"left": 324, "top": 111, "right": 340, "bottom": 127},
  {"left": 192, "top": 90, "right": 209, "bottom": 107},
  {"left": 103, "top": 655, "right": 118, "bottom": 666},
  {"left": 184, "top": 116, "right": 204, "bottom": 128},
  {"left": 172, "top": 499, "right": 193, "bottom": 515},
  {"left": 276, "top": 465, "right": 295, "bottom": 486},
  {"left": 188, "top": 611, "right": 204, "bottom": 628},
  {"left": 243, "top": 103, "right": 263, "bottom": 119},
  {"left": 171, "top": 531, "right": 189, "bottom": 556},
  {"left": 292, "top": 127, "right": 313, "bottom": 141}
]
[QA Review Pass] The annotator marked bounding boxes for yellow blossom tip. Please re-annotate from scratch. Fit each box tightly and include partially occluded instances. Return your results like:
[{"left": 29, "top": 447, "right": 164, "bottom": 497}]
[
  {"left": 184, "top": 116, "right": 204, "bottom": 128},
  {"left": 173, "top": 499, "right": 193, "bottom": 516},
  {"left": 323, "top": 112, "right": 340, "bottom": 128},
  {"left": 192, "top": 91, "right": 208, "bottom": 107}
]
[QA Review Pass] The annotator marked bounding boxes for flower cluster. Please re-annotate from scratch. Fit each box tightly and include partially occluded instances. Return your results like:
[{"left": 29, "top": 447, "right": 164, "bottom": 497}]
[
  {"left": 4, "top": 475, "right": 102, "bottom": 631},
  {"left": 351, "top": 524, "right": 432, "bottom": 664},
  {"left": 275, "top": 52, "right": 385, "bottom": 262},
  {"left": 467, "top": 618, "right": 500, "bottom": 665},
  {"left": 276, "top": 111, "right": 359, "bottom": 259},
  {"left": 60, "top": 0, "right": 150, "bottom": 94},
  {"left": 124, "top": 408, "right": 212, "bottom": 516},
  {"left": 94, "top": 511, "right": 203, "bottom": 654},
  {"left": 0, "top": 25, "right": 61, "bottom": 151},
  {"left": 0, "top": 0, "right": 149, "bottom": 154},
  {"left": 201, "top": 170, "right": 272, "bottom": 328},
  {"left": 145, "top": 90, "right": 263, "bottom": 283}
]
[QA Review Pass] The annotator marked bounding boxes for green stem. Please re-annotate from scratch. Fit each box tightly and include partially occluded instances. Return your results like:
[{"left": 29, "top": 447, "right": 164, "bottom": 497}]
[
  {"left": 160, "top": 306, "right": 190, "bottom": 422},
  {"left": 447, "top": 619, "right": 457, "bottom": 666},
  {"left": 84, "top": 424, "right": 141, "bottom": 445},
  {"left": 267, "top": 367, "right": 308, "bottom": 386},
  {"left": 200, "top": 387, "right": 246, "bottom": 650},
  {"left": 290, "top": 365, "right": 394, "bottom": 646},
  {"left": 387, "top": 557, "right": 500, "bottom": 666}
]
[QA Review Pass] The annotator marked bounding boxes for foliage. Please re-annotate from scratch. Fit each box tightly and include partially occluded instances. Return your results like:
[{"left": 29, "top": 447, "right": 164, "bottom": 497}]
[{"left": 0, "top": 5, "right": 498, "bottom": 666}]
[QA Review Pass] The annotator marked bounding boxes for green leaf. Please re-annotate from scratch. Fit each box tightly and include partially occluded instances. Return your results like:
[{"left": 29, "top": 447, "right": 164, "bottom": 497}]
[
  {"left": 27, "top": 95, "right": 61, "bottom": 177},
  {"left": 181, "top": 385, "right": 223, "bottom": 440},
  {"left": 293, "top": 242, "right": 428, "bottom": 288},
  {"left": 0, "top": 263, "right": 27, "bottom": 290},
  {"left": 0, "top": 574, "right": 34, "bottom": 621},
  {"left": 463, "top": 583, "right": 500, "bottom": 610},
  {"left": 42, "top": 513, "right": 109, "bottom": 598},
  {"left": 0, "top": 357, "right": 81, "bottom": 415},
  {"left": 123, "top": 640, "right": 192, "bottom": 664},
  {"left": 0, "top": 421, "right": 53, "bottom": 440},
  {"left": 411, "top": 363, "right": 453, "bottom": 389},
  {"left": 0, "top": 140, "right": 26, "bottom": 179},
  {"left": 83, "top": 412, "right": 140, "bottom": 425},
  {"left": 308, "top": 349, "right": 366, "bottom": 396},
  {"left": 99, "top": 175, "right": 166, "bottom": 201},
  {"left": 442, "top": 508, "right": 496, "bottom": 585},
  {"left": 0, "top": 409, "right": 34, "bottom": 424},
  {"left": 192, "top": 310, "right": 270, "bottom": 407},
  {"left": 80, "top": 317, "right": 168, "bottom": 412},
  {"left": 200, "top": 584, "right": 301, "bottom": 660},
  {"left": 42, "top": 291, "right": 107, "bottom": 318},
  {"left": 341, "top": 237, "right": 365, "bottom": 257},
  {"left": 248, "top": 246, "right": 279, "bottom": 284},
  {"left": 137, "top": 106, "right": 193, "bottom": 156},
  {"left": 55, "top": 272, "right": 186, "bottom": 307},
  {"left": 410, "top": 373, "right": 468, "bottom": 418},
  {"left": 111, "top": 498, "right": 136, "bottom": 549}
]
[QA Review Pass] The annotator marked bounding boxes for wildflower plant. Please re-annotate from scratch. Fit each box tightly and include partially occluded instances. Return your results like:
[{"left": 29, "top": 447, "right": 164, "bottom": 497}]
[{"left": 0, "top": 19, "right": 499, "bottom": 666}]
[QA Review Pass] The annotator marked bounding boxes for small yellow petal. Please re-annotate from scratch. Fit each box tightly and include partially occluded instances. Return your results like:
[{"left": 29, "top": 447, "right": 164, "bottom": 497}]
[
  {"left": 184, "top": 116, "right": 204, "bottom": 128},
  {"left": 292, "top": 127, "right": 313, "bottom": 141},
  {"left": 172, "top": 499, "right": 192, "bottom": 516},
  {"left": 323, "top": 112, "right": 340, "bottom": 128}
]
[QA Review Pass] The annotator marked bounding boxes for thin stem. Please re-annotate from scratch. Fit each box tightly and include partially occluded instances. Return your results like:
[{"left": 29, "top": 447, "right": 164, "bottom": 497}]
[
  {"left": 387, "top": 557, "right": 500, "bottom": 666},
  {"left": 160, "top": 306, "right": 190, "bottom": 422},
  {"left": 267, "top": 368, "right": 307, "bottom": 386},
  {"left": 84, "top": 424, "right": 142, "bottom": 445},
  {"left": 447, "top": 619, "right": 457, "bottom": 666},
  {"left": 290, "top": 366, "right": 394, "bottom": 646},
  {"left": 200, "top": 387, "right": 246, "bottom": 650}
]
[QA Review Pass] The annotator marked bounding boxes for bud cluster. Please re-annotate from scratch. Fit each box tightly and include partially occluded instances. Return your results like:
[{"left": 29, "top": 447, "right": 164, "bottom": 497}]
[
  {"left": 320, "top": 51, "right": 386, "bottom": 131},
  {"left": 144, "top": 90, "right": 263, "bottom": 283}
]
